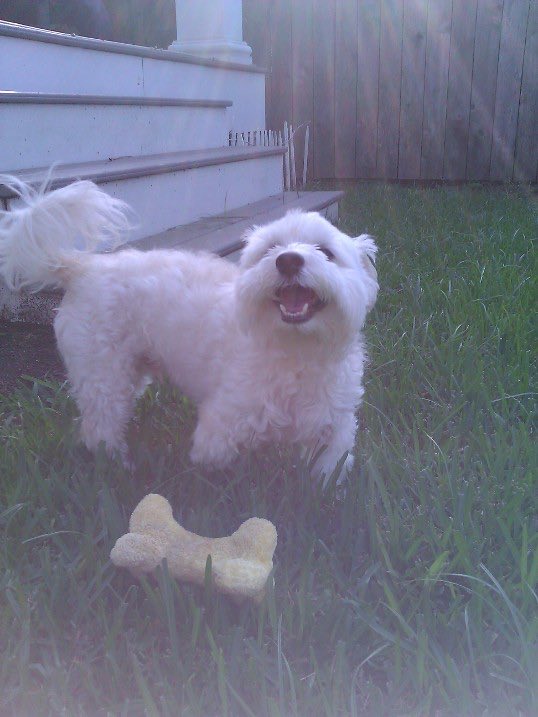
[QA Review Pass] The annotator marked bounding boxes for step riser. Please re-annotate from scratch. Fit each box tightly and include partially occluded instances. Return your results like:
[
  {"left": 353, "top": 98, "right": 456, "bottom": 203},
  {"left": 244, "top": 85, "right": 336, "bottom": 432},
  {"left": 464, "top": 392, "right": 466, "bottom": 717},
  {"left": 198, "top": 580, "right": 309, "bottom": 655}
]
[
  {"left": 2, "top": 104, "right": 230, "bottom": 170},
  {"left": 0, "top": 33, "right": 265, "bottom": 131},
  {"left": 5, "top": 154, "right": 284, "bottom": 244}
]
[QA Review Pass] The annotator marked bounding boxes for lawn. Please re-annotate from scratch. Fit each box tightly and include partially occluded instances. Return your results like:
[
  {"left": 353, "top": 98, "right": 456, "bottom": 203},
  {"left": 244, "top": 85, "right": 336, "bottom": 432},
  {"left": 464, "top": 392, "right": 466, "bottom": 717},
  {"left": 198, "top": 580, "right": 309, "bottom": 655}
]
[{"left": 1, "top": 183, "right": 536, "bottom": 716}]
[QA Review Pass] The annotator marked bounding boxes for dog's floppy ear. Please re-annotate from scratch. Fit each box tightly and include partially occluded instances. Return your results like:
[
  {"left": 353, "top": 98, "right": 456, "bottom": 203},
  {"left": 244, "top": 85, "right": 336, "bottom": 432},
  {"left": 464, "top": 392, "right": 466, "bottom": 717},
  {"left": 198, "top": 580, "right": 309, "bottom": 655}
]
[{"left": 354, "top": 234, "right": 378, "bottom": 311}]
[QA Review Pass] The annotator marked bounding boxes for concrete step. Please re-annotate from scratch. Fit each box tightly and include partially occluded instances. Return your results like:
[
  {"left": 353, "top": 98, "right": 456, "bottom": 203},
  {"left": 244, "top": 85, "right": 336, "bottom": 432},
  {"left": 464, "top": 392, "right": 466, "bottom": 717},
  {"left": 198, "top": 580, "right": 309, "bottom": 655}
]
[
  {"left": 0, "top": 21, "right": 266, "bottom": 131},
  {"left": 0, "top": 190, "right": 344, "bottom": 323},
  {"left": 0, "top": 92, "right": 233, "bottom": 170},
  {"left": 1, "top": 145, "right": 286, "bottom": 243}
]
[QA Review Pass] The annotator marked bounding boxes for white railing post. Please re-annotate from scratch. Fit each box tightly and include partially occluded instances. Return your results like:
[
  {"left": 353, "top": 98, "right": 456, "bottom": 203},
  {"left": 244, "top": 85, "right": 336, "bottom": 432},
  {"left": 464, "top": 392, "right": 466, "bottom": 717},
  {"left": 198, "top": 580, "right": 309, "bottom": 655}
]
[{"left": 169, "top": 0, "right": 252, "bottom": 65}]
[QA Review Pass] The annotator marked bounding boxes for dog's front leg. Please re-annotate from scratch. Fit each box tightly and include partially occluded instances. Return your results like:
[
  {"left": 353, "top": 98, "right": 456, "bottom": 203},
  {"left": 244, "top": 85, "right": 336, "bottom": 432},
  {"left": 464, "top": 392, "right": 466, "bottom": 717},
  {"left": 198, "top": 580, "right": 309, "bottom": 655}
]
[
  {"left": 190, "top": 398, "right": 248, "bottom": 469},
  {"left": 308, "top": 412, "right": 357, "bottom": 487}
]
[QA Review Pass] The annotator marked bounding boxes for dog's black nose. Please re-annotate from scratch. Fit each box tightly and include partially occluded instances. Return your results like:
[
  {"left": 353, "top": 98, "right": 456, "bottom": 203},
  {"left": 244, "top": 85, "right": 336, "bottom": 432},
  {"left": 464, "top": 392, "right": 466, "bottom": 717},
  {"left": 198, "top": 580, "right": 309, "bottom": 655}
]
[{"left": 276, "top": 252, "right": 304, "bottom": 277}]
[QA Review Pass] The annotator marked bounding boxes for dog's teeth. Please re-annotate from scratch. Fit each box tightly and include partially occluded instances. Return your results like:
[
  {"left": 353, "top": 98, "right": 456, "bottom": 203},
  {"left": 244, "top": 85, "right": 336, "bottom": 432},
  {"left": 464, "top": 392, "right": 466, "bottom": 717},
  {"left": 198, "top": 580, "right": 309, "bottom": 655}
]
[{"left": 279, "top": 302, "right": 311, "bottom": 318}]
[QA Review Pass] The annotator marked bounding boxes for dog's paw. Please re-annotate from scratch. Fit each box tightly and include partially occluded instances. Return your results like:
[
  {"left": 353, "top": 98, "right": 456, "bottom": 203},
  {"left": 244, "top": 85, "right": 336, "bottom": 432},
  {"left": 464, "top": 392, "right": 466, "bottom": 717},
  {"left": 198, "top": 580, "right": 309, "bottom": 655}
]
[
  {"left": 189, "top": 437, "right": 236, "bottom": 469},
  {"left": 314, "top": 451, "right": 354, "bottom": 491},
  {"left": 342, "top": 452, "right": 355, "bottom": 475}
]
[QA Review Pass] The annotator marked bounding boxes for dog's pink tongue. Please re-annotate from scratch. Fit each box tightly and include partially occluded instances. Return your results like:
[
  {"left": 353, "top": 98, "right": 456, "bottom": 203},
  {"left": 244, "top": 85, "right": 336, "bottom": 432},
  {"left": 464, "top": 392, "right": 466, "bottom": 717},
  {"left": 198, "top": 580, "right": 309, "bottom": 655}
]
[{"left": 279, "top": 286, "right": 316, "bottom": 311}]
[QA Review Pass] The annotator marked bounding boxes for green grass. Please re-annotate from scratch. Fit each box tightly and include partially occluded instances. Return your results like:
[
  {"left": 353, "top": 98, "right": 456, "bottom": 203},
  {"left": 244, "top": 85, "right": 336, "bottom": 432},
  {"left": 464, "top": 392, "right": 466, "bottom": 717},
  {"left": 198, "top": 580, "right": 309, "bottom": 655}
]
[{"left": 1, "top": 183, "right": 536, "bottom": 716}]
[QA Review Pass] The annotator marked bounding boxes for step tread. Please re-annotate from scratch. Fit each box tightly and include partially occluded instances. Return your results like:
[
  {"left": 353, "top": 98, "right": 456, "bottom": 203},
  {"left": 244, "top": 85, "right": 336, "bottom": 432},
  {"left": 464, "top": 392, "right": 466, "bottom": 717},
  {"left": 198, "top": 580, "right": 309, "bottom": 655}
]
[
  {"left": 0, "top": 145, "right": 287, "bottom": 198},
  {"left": 132, "top": 191, "right": 345, "bottom": 256},
  {"left": 0, "top": 20, "right": 266, "bottom": 74},
  {"left": 0, "top": 91, "right": 232, "bottom": 108}
]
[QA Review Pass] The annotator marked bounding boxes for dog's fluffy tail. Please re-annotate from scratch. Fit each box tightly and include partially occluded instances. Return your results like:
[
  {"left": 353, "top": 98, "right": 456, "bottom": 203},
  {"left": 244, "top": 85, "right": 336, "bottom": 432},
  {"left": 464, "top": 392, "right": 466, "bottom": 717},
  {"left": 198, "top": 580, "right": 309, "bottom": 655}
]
[{"left": 0, "top": 176, "right": 131, "bottom": 290}]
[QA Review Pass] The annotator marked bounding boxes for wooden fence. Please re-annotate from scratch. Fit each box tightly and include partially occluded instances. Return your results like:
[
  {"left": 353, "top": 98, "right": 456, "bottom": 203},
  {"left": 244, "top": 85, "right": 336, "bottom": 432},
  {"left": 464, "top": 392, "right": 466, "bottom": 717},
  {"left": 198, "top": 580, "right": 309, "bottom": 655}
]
[{"left": 244, "top": 0, "right": 537, "bottom": 182}]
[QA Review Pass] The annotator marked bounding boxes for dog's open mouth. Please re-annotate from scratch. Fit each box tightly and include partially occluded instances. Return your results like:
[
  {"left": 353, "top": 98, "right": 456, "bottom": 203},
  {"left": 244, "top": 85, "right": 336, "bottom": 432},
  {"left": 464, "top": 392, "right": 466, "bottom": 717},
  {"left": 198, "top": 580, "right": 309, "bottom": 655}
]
[{"left": 274, "top": 285, "right": 325, "bottom": 323}]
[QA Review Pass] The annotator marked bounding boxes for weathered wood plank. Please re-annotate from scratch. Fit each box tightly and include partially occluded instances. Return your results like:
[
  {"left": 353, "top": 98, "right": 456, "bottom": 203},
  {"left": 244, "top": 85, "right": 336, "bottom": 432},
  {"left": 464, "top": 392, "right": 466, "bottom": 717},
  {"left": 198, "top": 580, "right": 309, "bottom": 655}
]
[
  {"left": 513, "top": 1, "right": 538, "bottom": 182},
  {"left": 443, "top": 0, "right": 478, "bottom": 180},
  {"left": 377, "top": 0, "right": 404, "bottom": 179},
  {"left": 421, "top": 0, "right": 453, "bottom": 179},
  {"left": 242, "top": 0, "right": 270, "bottom": 68},
  {"left": 313, "top": 0, "right": 336, "bottom": 178},
  {"left": 466, "top": 0, "right": 504, "bottom": 180},
  {"left": 334, "top": 0, "right": 358, "bottom": 178},
  {"left": 243, "top": 0, "right": 273, "bottom": 130},
  {"left": 267, "top": 0, "right": 293, "bottom": 137},
  {"left": 291, "top": 0, "right": 314, "bottom": 184},
  {"left": 356, "top": 0, "right": 381, "bottom": 178},
  {"left": 137, "top": 191, "right": 345, "bottom": 256},
  {"left": 398, "top": 0, "right": 427, "bottom": 180},
  {"left": 489, "top": 0, "right": 530, "bottom": 180}
]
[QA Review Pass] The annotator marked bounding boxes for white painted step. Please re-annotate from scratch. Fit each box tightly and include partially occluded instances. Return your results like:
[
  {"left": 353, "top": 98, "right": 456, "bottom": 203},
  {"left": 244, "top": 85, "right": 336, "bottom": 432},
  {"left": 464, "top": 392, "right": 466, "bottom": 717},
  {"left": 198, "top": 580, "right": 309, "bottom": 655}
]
[
  {"left": 0, "top": 191, "right": 344, "bottom": 324},
  {"left": 1, "top": 146, "right": 286, "bottom": 243},
  {"left": 0, "top": 21, "right": 266, "bottom": 131},
  {"left": 0, "top": 92, "right": 232, "bottom": 170}
]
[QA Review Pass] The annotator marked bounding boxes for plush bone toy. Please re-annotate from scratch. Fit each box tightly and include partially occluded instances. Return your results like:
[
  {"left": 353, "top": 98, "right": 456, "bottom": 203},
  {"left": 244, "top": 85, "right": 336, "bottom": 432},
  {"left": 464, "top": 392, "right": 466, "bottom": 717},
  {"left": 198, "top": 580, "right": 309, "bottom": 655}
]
[{"left": 110, "top": 494, "right": 277, "bottom": 603}]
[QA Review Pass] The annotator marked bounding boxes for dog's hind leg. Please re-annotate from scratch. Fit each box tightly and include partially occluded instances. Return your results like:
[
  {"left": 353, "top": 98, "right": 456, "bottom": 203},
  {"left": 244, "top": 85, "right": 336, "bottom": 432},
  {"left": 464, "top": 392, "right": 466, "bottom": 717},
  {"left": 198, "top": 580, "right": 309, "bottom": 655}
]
[
  {"left": 55, "top": 323, "right": 139, "bottom": 459},
  {"left": 64, "top": 362, "right": 138, "bottom": 460},
  {"left": 76, "top": 377, "right": 136, "bottom": 459}
]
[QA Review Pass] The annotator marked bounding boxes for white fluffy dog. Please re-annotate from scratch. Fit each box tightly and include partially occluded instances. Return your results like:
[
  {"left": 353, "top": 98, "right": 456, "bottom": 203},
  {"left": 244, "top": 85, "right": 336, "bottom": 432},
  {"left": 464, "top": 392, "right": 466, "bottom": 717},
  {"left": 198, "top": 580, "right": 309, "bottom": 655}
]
[{"left": 0, "top": 177, "right": 378, "bottom": 480}]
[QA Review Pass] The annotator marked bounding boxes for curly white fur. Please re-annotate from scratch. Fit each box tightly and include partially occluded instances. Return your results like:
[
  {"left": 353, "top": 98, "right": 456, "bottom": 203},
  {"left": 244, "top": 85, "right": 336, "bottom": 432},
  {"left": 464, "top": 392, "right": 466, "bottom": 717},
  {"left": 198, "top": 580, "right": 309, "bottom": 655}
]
[
  {"left": 0, "top": 178, "right": 378, "bottom": 481},
  {"left": 0, "top": 175, "right": 131, "bottom": 290}
]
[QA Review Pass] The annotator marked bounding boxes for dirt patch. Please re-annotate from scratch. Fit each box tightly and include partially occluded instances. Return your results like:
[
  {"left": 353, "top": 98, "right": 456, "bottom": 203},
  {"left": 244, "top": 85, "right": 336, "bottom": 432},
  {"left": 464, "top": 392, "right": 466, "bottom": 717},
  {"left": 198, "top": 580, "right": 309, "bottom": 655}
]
[{"left": 0, "top": 321, "right": 66, "bottom": 394}]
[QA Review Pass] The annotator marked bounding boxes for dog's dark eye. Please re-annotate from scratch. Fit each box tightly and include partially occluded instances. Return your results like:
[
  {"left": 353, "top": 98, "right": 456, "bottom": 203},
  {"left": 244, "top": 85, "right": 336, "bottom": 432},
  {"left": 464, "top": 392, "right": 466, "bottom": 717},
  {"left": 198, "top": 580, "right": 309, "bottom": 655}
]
[{"left": 317, "top": 246, "right": 335, "bottom": 261}]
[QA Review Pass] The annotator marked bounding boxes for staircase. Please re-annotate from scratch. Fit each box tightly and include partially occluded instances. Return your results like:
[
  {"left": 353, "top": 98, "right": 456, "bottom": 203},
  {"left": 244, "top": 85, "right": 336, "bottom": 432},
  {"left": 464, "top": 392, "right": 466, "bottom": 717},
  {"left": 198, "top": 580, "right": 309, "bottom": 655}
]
[{"left": 0, "top": 19, "right": 342, "bottom": 323}]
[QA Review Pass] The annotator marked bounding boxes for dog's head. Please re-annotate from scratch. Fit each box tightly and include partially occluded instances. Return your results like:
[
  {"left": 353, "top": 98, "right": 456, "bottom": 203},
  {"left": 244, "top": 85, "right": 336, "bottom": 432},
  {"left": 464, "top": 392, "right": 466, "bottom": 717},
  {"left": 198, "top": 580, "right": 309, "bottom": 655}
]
[{"left": 235, "top": 210, "right": 378, "bottom": 343}]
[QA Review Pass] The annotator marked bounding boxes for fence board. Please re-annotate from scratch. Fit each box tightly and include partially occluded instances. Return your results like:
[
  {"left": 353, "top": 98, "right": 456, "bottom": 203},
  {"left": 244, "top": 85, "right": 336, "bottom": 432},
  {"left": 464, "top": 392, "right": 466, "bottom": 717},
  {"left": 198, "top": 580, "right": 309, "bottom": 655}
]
[
  {"left": 291, "top": 0, "right": 315, "bottom": 184},
  {"left": 398, "top": 0, "right": 427, "bottom": 180},
  {"left": 267, "top": 0, "right": 293, "bottom": 139},
  {"left": 421, "top": 0, "right": 453, "bottom": 179},
  {"left": 444, "top": 0, "right": 478, "bottom": 180},
  {"left": 313, "top": 0, "right": 336, "bottom": 179},
  {"left": 243, "top": 0, "right": 272, "bottom": 133},
  {"left": 466, "top": 0, "right": 504, "bottom": 180},
  {"left": 376, "top": 0, "right": 403, "bottom": 179},
  {"left": 513, "top": 2, "right": 538, "bottom": 182},
  {"left": 489, "top": 0, "right": 530, "bottom": 180},
  {"left": 356, "top": 0, "right": 381, "bottom": 178},
  {"left": 243, "top": 1, "right": 270, "bottom": 69},
  {"left": 334, "top": 0, "right": 358, "bottom": 178}
]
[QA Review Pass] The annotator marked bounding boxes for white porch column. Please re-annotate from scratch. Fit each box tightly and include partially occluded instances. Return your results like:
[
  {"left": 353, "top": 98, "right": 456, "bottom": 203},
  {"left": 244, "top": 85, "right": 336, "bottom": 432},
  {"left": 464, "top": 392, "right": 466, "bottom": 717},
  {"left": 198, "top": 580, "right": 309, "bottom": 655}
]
[{"left": 169, "top": 0, "right": 252, "bottom": 65}]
